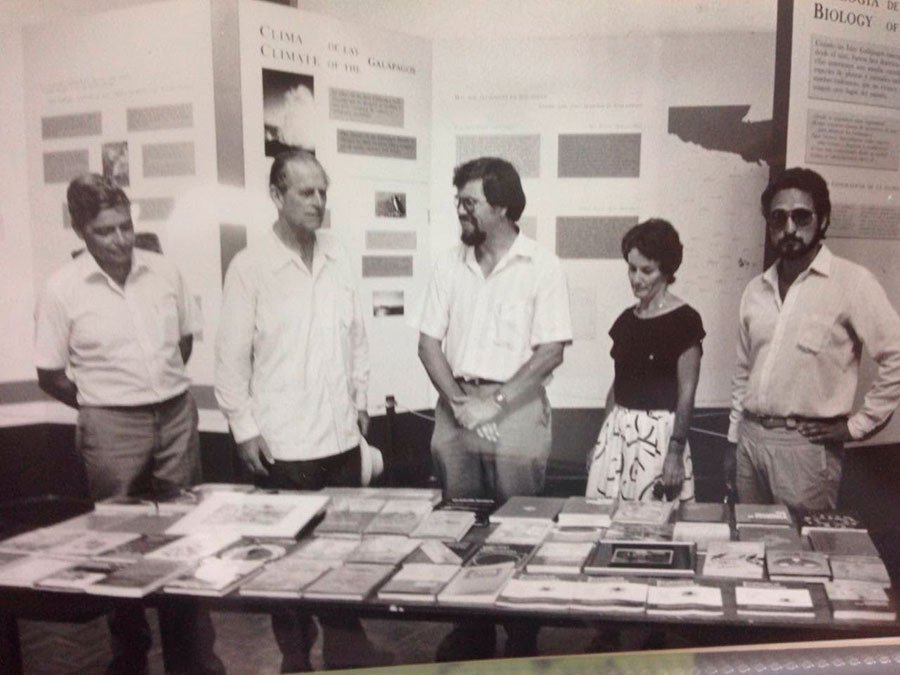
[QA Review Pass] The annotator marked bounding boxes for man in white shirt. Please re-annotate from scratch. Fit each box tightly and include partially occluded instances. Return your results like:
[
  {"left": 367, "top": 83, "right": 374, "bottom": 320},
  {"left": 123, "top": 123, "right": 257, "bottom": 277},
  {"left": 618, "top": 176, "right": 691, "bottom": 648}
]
[
  {"left": 34, "top": 174, "right": 221, "bottom": 675},
  {"left": 215, "top": 150, "right": 391, "bottom": 672},
  {"left": 414, "top": 157, "right": 572, "bottom": 659},
  {"left": 727, "top": 167, "right": 900, "bottom": 513}
]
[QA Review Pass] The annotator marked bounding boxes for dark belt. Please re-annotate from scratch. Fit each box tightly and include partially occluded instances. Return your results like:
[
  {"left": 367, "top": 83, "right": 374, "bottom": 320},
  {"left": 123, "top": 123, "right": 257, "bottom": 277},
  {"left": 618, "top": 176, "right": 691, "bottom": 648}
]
[
  {"left": 99, "top": 390, "right": 188, "bottom": 413},
  {"left": 743, "top": 410, "right": 847, "bottom": 430},
  {"left": 455, "top": 377, "right": 503, "bottom": 386}
]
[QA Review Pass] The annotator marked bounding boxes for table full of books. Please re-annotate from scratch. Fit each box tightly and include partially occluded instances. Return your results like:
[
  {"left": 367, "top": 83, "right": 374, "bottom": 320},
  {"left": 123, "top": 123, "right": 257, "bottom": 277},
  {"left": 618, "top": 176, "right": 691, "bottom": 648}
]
[{"left": 0, "top": 486, "right": 895, "bottom": 627}]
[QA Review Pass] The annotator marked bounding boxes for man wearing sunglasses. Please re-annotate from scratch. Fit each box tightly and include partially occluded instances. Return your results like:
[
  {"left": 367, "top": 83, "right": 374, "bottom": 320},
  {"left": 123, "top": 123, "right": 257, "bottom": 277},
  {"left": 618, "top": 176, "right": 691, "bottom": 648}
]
[
  {"left": 34, "top": 174, "right": 222, "bottom": 674},
  {"left": 726, "top": 167, "right": 900, "bottom": 513}
]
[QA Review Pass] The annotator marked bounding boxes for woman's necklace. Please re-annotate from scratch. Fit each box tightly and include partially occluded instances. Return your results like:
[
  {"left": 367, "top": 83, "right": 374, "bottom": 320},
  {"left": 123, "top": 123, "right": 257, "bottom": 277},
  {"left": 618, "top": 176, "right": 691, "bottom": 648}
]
[{"left": 635, "top": 290, "right": 669, "bottom": 318}]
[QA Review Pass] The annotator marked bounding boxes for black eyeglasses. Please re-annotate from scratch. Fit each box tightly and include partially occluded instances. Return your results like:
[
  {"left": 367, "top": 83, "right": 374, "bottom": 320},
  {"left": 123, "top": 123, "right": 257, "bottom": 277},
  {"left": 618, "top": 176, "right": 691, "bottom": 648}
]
[{"left": 767, "top": 208, "right": 816, "bottom": 230}]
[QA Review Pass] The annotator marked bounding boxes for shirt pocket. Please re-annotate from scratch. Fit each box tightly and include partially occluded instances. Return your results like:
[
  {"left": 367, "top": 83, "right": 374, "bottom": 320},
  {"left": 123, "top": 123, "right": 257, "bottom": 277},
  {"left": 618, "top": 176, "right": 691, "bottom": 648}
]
[
  {"left": 493, "top": 301, "right": 531, "bottom": 348},
  {"left": 796, "top": 314, "right": 833, "bottom": 355},
  {"left": 152, "top": 291, "right": 181, "bottom": 347}
]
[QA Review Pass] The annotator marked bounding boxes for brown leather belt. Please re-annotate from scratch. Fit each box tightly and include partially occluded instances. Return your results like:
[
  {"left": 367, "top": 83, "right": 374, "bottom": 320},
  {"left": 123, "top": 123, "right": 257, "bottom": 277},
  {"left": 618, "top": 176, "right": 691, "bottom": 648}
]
[{"left": 743, "top": 411, "right": 846, "bottom": 429}]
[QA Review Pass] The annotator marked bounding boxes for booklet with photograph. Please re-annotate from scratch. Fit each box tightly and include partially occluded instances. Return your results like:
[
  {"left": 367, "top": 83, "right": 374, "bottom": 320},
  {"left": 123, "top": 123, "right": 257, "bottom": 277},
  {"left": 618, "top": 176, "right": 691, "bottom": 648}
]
[
  {"left": 569, "top": 577, "right": 648, "bottom": 614},
  {"left": 807, "top": 529, "right": 880, "bottom": 557},
  {"left": 737, "top": 525, "right": 805, "bottom": 551},
  {"left": 468, "top": 543, "right": 534, "bottom": 569},
  {"left": 92, "top": 534, "right": 182, "bottom": 565},
  {"left": 602, "top": 523, "right": 674, "bottom": 543},
  {"left": 829, "top": 555, "right": 891, "bottom": 584},
  {"left": 672, "top": 521, "right": 731, "bottom": 552},
  {"left": 376, "top": 563, "right": 459, "bottom": 602},
  {"left": 34, "top": 562, "right": 115, "bottom": 592},
  {"left": 238, "top": 558, "right": 335, "bottom": 599},
  {"left": 44, "top": 531, "right": 141, "bottom": 560},
  {"left": 302, "top": 563, "right": 396, "bottom": 601},
  {"left": 85, "top": 558, "right": 190, "bottom": 598},
  {"left": 146, "top": 531, "right": 241, "bottom": 562},
  {"left": 290, "top": 536, "right": 361, "bottom": 562},
  {"left": 314, "top": 497, "right": 386, "bottom": 537},
  {"left": 799, "top": 510, "right": 866, "bottom": 535},
  {"left": 585, "top": 542, "right": 695, "bottom": 577},
  {"left": 701, "top": 541, "right": 765, "bottom": 579},
  {"left": 404, "top": 540, "right": 479, "bottom": 566},
  {"left": 166, "top": 492, "right": 329, "bottom": 538},
  {"left": 216, "top": 537, "right": 299, "bottom": 563}
]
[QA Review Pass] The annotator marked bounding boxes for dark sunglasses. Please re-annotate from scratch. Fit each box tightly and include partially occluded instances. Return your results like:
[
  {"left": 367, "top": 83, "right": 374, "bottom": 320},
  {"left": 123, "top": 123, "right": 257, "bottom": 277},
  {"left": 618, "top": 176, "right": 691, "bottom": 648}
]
[{"left": 767, "top": 208, "right": 816, "bottom": 229}]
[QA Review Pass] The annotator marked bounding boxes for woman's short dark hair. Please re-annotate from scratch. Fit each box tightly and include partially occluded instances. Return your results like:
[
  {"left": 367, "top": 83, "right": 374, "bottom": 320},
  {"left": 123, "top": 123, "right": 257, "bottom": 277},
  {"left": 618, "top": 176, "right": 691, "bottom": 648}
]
[
  {"left": 760, "top": 167, "right": 831, "bottom": 222},
  {"left": 269, "top": 149, "right": 329, "bottom": 195},
  {"left": 66, "top": 173, "right": 130, "bottom": 233},
  {"left": 621, "top": 218, "right": 684, "bottom": 284},
  {"left": 453, "top": 157, "right": 526, "bottom": 222}
]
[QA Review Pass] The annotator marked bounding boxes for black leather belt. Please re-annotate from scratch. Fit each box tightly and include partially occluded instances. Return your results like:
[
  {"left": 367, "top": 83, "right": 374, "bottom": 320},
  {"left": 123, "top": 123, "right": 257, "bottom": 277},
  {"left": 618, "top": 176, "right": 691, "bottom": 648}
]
[
  {"left": 743, "top": 411, "right": 846, "bottom": 429},
  {"left": 101, "top": 390, "right": 188, "bottom": 412},
  {"left": 455, "top": 377, "right": 503, "bottom": 386}
]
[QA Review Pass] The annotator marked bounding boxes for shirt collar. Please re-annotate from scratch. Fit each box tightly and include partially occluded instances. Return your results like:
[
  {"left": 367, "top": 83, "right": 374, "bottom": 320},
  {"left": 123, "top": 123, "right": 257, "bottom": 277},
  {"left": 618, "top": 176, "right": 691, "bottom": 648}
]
[
  {"left": 763, "top": 243, "right": 833, "bottom": 289},
  {"left": 79, "top": 248, "right": 149, "bottom": 282},
  {"left": 267, "top": 228, "right": 337, "bottom": 271},
  {"left": 463, "top": 232, "right": 537, "bottom": 271}
]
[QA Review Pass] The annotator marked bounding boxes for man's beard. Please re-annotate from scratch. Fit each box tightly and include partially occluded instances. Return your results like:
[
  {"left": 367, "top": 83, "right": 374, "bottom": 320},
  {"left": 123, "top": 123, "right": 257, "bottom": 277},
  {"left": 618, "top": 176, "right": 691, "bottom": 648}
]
[
  {"left": 460, "top": 219, "right": 486, "bottom": 247},
  {"left": 777, "top": 232, "right": 822, "bottom": 260}
]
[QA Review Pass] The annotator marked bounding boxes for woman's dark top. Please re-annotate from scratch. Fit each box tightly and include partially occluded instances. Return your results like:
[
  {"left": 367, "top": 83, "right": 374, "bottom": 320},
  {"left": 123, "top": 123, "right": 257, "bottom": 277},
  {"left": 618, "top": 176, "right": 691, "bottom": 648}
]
[{"left": 610, "top": 303, "right": 705, "bottom": 411}]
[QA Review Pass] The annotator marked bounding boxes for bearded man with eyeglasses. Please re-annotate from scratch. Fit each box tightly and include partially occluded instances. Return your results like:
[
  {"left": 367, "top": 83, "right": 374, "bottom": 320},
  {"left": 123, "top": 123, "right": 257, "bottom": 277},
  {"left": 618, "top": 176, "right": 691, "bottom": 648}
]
[{"left": 725, "top": 167, "right": 900, "bottom": 513}]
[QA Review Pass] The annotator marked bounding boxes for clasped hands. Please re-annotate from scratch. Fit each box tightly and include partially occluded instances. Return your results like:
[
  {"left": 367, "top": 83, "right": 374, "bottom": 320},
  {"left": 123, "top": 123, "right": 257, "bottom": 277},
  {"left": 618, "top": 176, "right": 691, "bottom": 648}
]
[{"left": 451, "top": 392, "right": 503, "bottom": 442}]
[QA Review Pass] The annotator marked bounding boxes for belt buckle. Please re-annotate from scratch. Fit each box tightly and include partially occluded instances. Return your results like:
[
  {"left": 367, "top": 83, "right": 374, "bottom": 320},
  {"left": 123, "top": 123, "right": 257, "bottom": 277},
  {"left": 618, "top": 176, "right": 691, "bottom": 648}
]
[{"left": 784, "top": 417, "right": 798, "bottom": 430}]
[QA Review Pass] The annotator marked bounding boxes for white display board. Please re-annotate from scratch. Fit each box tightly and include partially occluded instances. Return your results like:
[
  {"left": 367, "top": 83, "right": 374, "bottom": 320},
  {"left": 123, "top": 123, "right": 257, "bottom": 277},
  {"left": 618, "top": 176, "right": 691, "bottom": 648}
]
[
  {"left": 785, "top": 0, "right": 900, "bottom": 445},
  {"left": 430, "top": 33, "right": 775, "bottom": 408}
]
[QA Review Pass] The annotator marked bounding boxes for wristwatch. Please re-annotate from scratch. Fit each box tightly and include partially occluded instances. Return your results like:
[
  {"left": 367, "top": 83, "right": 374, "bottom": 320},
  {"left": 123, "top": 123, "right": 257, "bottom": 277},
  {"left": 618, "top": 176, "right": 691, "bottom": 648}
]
[{"left": 493, "top": 390, "right": 508, "bottom": 409}]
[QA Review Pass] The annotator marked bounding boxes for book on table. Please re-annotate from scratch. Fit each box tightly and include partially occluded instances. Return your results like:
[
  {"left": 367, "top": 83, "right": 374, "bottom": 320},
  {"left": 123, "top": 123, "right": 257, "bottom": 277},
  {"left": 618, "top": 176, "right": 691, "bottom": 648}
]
[
  {"left": 602, "top": 523, "right": 674, "bottom": 543},
  {"left": 0, "top": 527, "right": 85, "bottom": 556},
  {"left": 409, "top": 510, "right": 476, "bottom": 541},
  {"left": 45, "top": 511, "right": 137, "bottom": 533},
  {"left": 289, "top": 536, "right": 361, "bottom": 562},
  {"left": 376, "top": 563, "right": 459, "bottom": 602},
  {"left": 677, "top": 502, "right": 728, "bottom": 523},
  {"left": 495, "top": 572, "right": 581, "bottom": 610},
  {"left": 345, "top": 536, "right": 422, "bottom": 565},
  {"left": 436, "top": 562, "right": 516, "bottom": 605},
  {"left": 363, "top": 499, "right": 433, "bottom": 535},
  {"left": 734, "top": 503, "right": 794, "bottom": 529},
  {"left": 799, "top": 510, "right": 866, "bottom": 536},
  {"left": 467, "top": 543, "right": 535, "bottom": 569},
  {"left": 404, "top": 540, "right": 479, "bottom": 566},
  {"left": 489, "top": 496, "right": 566, "bottom": 524},
  {"left": 43, "top": 530, "right": 141, "bottom": 560},
  {"left": 484, "top": 519, "right": 554, "bottom": 546},
  {"left": 238, "top": 558, "right": 335, "bottom": 599},
  {"left": 672, "top": 521, "right": 731, "bottom": 552},
  {"left": 145, "top": 531, "right": 241, "bottom": 562},
  {"left": 166, "top": 491, "right": 330, "bottom": 539},
  {"left": 34, "top": 562, "right": 116, "bottom": 592},
  {"left": 584, "top": 541, "right": 695, "bottom": 577},
  {"left": 701, "top": 541, "right": 766, "bottom": 579},
  {"left": 544, "top": 526, "right": 605, "bottom": 544},
  {"left": 568, "top": 576, "right": 648, "bottom": 614},
  {"left": 92, "top": 534, "right": 183, "bottom": 564},
  {"left": 163, "top": 557, "right": 266, "bottom": 596},
  {"left": 737, "top": 525, "right": 805, "bottom": 551},
  {"left": 828, "top": 555, "right": 891, "bottom": 584},
  {"left": 216, "top": 537, "right": 300, "bottom": 563},
  {"left": 525, "top": 541, "right": 595, "bottom": 575},
  {"left": 302, "top": 563, "right": 396, "bottom": 601},
  {"left": 646, "top": 581, "right": 723, "bottom": 617},
  {"left": 110, "top": 513, "right": 185, "bottom": 536},
  {"left": 734, "top": 582, "right": 816, "bottom": 618},
  {"left": 320, "top": 486, "right": 442, "bottom": 506},
  {"left": 611, "top": 500, "right": 676, "bottom": 526},
  {"left": 555, "top": 497, "right": 614, "bottom": 528},
  {"left": 765, "top": 550, "right": 831, "bottom": 583},
  {"left": 93, "top": 495, "right": 159, "bottom": 516},
  {"left": 85, "top": 558, "right": 191, "bottom": 598},
  {"left": 807, "top": 529, "right": 880, "bottom": 557},
  {"left": 0, "top": 556, "right": 76, "bottom": 588},
  {"left": 315, "top": 497, "right": 387, "bottom": 537},
  {"left": 824, "top": 580, "right": 896, "bottom": 621}
]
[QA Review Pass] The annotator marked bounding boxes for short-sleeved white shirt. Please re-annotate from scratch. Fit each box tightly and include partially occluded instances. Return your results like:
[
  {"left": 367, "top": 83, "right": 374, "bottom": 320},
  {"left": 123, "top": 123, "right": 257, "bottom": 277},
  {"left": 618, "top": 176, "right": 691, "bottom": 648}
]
[
  {"left": 34, "top": 249, "right": 200, "bottom": 406},
  {"left": 414, "top": 234, "right": 572, "bottom": 382}
]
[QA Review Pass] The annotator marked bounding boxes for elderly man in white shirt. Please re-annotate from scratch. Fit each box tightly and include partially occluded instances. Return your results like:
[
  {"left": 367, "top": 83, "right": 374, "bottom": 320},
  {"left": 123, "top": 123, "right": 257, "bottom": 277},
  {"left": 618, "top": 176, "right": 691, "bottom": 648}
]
[
  {"left": 414, "top": 156, "right": 572, "bottom": 660},
  {"left": 34, "top": 173, "right": 220, "bottom": 675},
  {"left": 727, "top": 167, "right": 900, "bottom": 513},
  {"left": 215, "top": 150, "right": 390, "bottom": 672}
]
